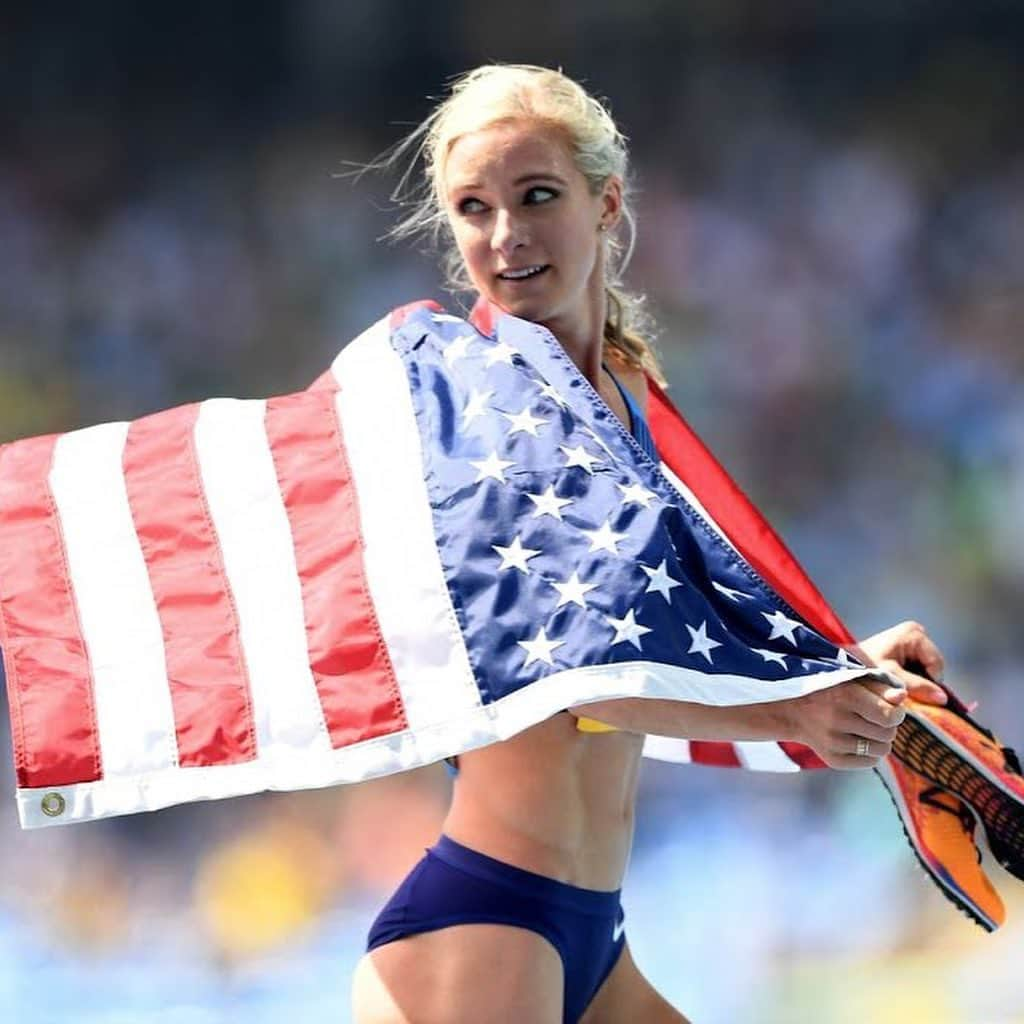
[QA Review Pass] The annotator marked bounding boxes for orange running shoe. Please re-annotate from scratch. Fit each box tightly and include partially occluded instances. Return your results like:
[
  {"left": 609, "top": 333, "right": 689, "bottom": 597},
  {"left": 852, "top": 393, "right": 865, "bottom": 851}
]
[
  {"left": 894, "top": 694, "right": 1024, "bottom": 884},
  {"left": 876, "top": 755, "right": 1005, "bottom": 932}
]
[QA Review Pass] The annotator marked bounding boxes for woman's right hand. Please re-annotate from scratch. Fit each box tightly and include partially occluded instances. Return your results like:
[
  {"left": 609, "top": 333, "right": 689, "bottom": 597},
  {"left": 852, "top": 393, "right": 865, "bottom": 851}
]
[{"left": 785, "top": 677, "right": 907, "bottom": 770}]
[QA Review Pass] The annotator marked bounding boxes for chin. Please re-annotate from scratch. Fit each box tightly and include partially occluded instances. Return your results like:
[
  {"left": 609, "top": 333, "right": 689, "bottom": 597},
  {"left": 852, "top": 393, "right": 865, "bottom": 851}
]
[{"left": 489, "top": 291, "right": 556, "bottom": 325}]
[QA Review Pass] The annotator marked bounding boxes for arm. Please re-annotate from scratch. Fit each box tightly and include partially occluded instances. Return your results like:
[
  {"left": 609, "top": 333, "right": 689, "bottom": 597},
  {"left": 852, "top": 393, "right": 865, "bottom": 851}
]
[
  {"left": 570, "top": 695, "right": 797, "bottom": 743},
  {"left": 570, "top": 678, "right": 903, "bottom": 770},
  {"left": 570, "top": 620, "right": 949, "bottom": 770}
]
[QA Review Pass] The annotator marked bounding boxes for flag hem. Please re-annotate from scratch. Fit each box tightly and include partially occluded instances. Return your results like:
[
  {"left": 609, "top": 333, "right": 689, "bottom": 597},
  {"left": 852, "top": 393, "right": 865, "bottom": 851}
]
[{"left": 15, "top": 661, "right": 885, "bottom": 828}]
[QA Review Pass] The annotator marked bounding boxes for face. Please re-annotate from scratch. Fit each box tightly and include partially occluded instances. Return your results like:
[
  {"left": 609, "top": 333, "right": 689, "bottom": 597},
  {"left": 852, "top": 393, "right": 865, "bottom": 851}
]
[{"left": 443, "top": 120, "right": 622, "bottom": 339}]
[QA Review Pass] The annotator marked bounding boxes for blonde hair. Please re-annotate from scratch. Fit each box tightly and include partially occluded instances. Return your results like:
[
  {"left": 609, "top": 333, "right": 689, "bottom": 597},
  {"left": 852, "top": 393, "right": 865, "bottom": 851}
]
[{"left": 375, "top": 64, "right": 665, "bottom": 385}]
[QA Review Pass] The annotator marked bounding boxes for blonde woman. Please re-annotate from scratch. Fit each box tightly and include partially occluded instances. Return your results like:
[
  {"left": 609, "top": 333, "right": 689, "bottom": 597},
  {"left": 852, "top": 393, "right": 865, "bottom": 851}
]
[{"left": 351, "top": 65, "right": 948, "bottom": 1024}]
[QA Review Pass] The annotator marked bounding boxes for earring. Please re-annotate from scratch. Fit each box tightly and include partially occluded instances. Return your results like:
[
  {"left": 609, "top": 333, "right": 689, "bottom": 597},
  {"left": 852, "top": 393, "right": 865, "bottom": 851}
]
[{"left": 597, "top": 223, "right": 607, "bottom": 233}]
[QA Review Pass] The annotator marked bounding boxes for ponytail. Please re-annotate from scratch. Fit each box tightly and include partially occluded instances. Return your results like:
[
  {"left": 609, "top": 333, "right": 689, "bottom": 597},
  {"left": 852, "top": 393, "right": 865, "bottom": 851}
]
[{"left": 602, "top": 287, "right": 667, "bottom": 388}]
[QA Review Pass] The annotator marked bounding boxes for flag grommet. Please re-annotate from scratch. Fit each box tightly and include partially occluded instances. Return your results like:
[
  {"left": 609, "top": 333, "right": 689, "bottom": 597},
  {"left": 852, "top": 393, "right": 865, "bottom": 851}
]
[{"left": 40, "top": 793, "right": 65, "bottom": 818}]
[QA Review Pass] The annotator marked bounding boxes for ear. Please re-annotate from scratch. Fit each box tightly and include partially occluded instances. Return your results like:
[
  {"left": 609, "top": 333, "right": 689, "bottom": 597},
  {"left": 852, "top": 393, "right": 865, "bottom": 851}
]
[{"left": 599, "top": 175, "right": 624, "bottom": 230}]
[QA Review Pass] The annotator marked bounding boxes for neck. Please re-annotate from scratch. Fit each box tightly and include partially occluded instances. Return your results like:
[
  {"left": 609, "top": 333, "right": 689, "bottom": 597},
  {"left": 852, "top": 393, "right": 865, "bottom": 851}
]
[
  {"left": 539, "top": 269, "right": 609, "bottom": 390},
  {"left": 540, "top": 313, "right": 604, "bottom": 386}
]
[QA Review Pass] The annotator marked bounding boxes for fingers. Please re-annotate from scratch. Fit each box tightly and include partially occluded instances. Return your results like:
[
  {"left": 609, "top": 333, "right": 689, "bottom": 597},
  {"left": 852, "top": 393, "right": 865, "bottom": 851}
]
[
  {"left": 826, "top": 733, "right": 893, "bottom": 770},
  {"left": 829, "top": 752, "right": 885, "bottom": 771},
  {"left": 839, "top": 712, "right": 898, "bottom": 744},
  {"left": 807, "top": 680, "right": 902, "bottom": 769},
  {"left": 851, "top": 679, "right": 907, "bottom": 728},
  {"left": 878, "top": 657, "right": 947, "bottom": 706},
  {"left": 855, "top": 620, "right": 948, "bottom": 705},
  {"left": 905, "top": 627, "right": 946, "bottom": 684}
]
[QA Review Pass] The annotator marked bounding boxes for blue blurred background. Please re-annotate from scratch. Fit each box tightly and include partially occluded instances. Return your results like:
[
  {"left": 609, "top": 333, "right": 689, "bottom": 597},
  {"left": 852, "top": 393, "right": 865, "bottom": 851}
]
[{"left": 2, "top": 3, "right": 1023, "bottom": 1021}]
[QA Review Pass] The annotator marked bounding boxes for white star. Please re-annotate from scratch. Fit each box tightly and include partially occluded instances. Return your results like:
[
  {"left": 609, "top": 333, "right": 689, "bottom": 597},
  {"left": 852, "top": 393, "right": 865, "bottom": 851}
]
[
  {"left": 559, "top": 444, "right": 602, "bottom": 474},
  {"left": 686, "top": 620, "right": 723, "bottom": 663},
  {"left": 470, "top": 451, "right": 515, "bottom": 483},
  {"left": 518, "top": 626, "right": 565, "bottom": 667},
  {"left": 834, "top": 647, "right": 860, "bottom": 668},
  {"left": 753, "top": 648, "right": 788, "bottom": 668},
  {"left": 617, "top": 482, "right": 656, "bottom": 508},
  {"left": 762, "top": 609, "right": 802, "bottom": 646},
  {"left": 585, "top": 427, "right": 617, "bottom": 459},
  {"left": 640, "top": 560, "right": 683, "bottom": 602},
  {"left": 527, "top": 485, "right": 573, "bottom": 521},
  {"left": 484, "top": 341, "right": 518, "bottom": 367},
  {"left": 430, "top": 313, "right": 464, "bottom": 323},
  {"left": 712, "top": 581, "right": 752, "bottom": 601},
  {"left": 539, "top": 381, "right": 569, "bottom": 408},
  {"left": 492, "top": 536, "right": 541, "bottom": 574},
  {"left": 606, "top": 608, "right": 652, "bottom": 650},
  {"left": 443, "top": 333, "right": 474, "bottom": 366},
  {"left": 461, "top": 387, "right": 494, "bottom": 427},
  {"left": 582, "top": 519, "right": 628, "bottom": 554},
  {"left": 502, "top": 406, "right": 547, "bottom": 437},
  {"left": 551, "top": 571, "right": 598, "bottom": 608}
]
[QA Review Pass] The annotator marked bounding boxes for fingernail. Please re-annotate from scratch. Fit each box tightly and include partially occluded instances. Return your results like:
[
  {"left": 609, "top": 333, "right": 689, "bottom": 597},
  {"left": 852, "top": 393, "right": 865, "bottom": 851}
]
[
  {"left": 932, "top": 686, "right": 948, "bottom": 704},
  {"left": 884, "top": 687, "right": 906, "bottom": 702}
]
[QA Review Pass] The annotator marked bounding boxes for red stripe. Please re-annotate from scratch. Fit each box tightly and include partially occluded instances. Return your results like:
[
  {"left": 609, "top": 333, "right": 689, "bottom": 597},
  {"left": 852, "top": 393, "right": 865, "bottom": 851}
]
[
  {"left": 689, "top": 740, "right": 743, "bottom": 767},
  {"left": 391, "top": 299, "right": 443, "bottom": 330},
  {"left": 647, "top": 381, "right": 853, "bottom": 647},
  {"left": 0, "top": 436, "right": 102, "bottom": 787},
  {"left": 308, "top": 369, "right": 339, "bottom": 393},
  {"left": 647, "top": 380, "right": 840, "bottom": 771},
  {"left": 469, "top": 295, "right": 500, "bottom": 338},
  {"left": 777, "top": 741, "right": 823, "bottom": 769},
  {"left": 123, "top": 405, "right": 256, "bottom": 767},
  {"left": 266, "top": 390, "right": 406, "bottom": 747}
]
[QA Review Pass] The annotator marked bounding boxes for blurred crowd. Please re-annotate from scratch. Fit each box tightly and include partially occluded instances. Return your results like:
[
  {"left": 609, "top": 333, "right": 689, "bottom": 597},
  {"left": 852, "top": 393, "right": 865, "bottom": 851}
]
[{"left": 2, "top": 5, "right": 1024, "bottom": 1021}]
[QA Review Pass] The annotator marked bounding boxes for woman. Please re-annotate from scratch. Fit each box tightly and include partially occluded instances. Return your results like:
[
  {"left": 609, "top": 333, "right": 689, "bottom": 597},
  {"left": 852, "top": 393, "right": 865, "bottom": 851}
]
[{"left": 351, "top": 65, "right": 949, "bottom": 1024}]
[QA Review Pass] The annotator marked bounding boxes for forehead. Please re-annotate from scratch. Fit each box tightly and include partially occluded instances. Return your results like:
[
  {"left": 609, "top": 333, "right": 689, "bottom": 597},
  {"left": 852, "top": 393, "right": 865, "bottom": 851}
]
[{"left": 444, "top": 121, "right": 578, "bottom": 191}]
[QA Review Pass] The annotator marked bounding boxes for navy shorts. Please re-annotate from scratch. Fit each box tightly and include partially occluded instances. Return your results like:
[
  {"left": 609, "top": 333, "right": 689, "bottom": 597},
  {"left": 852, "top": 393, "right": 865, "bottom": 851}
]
[{"left": 366, "top": 834, "right": 626, "bottom": 1023}]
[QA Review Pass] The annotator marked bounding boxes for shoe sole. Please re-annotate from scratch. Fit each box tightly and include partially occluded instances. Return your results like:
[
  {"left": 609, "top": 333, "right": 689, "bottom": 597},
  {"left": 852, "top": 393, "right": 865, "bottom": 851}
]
[
  {"left": 894, "top": 711, "right": 1024, "bottom": 882},
  {"left": 874, "top": 759, "right": 999, "bottom": 932}
]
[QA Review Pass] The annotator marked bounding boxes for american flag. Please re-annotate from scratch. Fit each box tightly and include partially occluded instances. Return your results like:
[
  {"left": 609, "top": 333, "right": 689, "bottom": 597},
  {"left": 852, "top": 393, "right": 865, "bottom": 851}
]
[{"left": 0, "top": 299, "right": 880, "bottom": 828}]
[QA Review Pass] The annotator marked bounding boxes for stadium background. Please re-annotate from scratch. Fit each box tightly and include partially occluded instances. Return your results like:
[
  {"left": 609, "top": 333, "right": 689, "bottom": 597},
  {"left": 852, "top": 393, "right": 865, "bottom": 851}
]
[{"left": 2, "top": 3, "right": 1023, "bottom": 1021}]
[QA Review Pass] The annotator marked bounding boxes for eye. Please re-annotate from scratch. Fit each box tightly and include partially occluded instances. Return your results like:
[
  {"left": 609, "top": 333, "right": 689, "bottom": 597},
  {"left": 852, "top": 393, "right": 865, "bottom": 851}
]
[
  {"left": 457, "top": 196, "right": 487, "bottom": 215},
  {"left": 524, "top": 186, "right": 558, "bottom": 205}
]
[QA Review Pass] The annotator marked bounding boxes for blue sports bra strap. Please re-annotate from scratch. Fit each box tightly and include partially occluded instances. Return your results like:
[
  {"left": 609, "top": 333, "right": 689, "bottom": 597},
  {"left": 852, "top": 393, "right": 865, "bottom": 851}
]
[{"left": 603, "top": 365, "right": 659, "bottom": 462}]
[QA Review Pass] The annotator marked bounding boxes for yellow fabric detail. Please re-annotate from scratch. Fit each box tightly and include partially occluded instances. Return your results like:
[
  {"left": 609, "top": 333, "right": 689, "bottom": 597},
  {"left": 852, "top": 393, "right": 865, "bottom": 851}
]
[{"left": 575, "top": 715, "right": 620, "bottom": 733}]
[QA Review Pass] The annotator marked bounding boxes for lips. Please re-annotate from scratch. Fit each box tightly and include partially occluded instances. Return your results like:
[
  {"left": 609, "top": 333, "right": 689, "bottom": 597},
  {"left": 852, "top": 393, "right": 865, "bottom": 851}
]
[{"left": 497, "top": 264, "right": 549, "bottom": 281}]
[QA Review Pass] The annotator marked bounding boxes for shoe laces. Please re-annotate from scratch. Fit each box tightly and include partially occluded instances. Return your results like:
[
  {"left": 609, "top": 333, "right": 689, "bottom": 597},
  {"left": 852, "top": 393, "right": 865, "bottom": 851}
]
[
  {"left": 969, "top": 717, "right": 1022, "bottom": 776},
  {"left": 920, "top": 785, "right": 982, "bottom": 862},
  {"left": 938, "top": 689, "right": 1023, "bottom": 777}
]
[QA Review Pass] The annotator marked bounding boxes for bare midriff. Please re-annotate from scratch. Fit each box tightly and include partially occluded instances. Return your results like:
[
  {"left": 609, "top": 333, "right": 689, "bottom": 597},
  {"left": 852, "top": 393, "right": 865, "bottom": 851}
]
[{"left": 442, "top": 713, "right": 646, "bottom": 891}]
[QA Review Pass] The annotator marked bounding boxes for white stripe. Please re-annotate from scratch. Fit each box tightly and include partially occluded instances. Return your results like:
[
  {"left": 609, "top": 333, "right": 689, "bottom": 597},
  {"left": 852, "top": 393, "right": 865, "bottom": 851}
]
[
  {"left": 333, "top": 319, "right": 481, "bottom": 732},
  {"left": 193, "top": 399, "right": 330, "bottom": 759},
  {"left": 18, "top": 660, "right": 884, "bottom": 827},
  {"left": 734, "top": 741, "right": 800, "bottom": 772},
  {"left": 49, "top": 423, "right": 178, "bottom": 777},
  {"left": 641, "top": 735, "right": 692, "bottom": 764},
  {"left": 659, "top": 461, "right": 737, "bottom": 552}
]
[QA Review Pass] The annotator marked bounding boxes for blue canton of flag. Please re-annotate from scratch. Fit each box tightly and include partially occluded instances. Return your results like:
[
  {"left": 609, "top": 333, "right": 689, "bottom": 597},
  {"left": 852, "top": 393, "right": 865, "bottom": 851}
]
[{"left": 391, "top": 306, "right": 868, "bottom": 709}]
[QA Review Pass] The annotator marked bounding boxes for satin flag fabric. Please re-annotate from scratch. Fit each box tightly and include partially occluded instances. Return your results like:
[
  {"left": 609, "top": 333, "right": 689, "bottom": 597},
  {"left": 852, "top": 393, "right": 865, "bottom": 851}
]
[{"left": 0, "top": 300, "right": 882, "bottom": 828}]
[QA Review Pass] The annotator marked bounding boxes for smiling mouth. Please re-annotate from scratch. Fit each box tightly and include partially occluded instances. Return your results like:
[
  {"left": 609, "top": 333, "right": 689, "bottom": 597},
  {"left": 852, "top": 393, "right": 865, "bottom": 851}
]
[{"left": 497, "top": 264, "right": 549, "bottom": 281}]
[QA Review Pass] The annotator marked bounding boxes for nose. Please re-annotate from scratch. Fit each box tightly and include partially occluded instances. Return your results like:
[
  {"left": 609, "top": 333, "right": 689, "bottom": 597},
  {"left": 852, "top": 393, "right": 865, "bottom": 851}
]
[{"left": 491, "top": 208, "right": 528, "bottom": 257}]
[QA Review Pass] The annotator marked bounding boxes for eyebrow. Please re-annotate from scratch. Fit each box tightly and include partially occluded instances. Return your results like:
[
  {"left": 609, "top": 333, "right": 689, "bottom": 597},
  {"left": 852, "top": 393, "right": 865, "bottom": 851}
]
[{"left": 450, "top": 172, "right": 569, "bottom": 192}]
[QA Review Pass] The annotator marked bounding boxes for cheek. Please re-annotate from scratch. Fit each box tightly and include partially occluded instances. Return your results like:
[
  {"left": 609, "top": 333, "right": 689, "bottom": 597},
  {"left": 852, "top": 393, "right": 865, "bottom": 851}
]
[
  {"left": 452, "top": 225, "right": 487, "bottom": 276},
  {"left": 560, "top": 221, "right": 599, "bottom": 280}
]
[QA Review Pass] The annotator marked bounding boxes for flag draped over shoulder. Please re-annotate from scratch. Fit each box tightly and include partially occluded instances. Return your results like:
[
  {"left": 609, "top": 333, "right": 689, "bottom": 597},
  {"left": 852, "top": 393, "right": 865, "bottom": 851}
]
[{"left": 0, "top": 300, "right": 882, "bottom": 828}]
